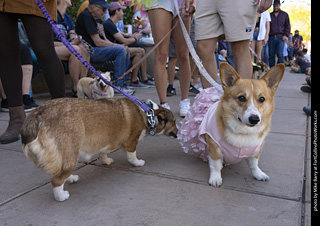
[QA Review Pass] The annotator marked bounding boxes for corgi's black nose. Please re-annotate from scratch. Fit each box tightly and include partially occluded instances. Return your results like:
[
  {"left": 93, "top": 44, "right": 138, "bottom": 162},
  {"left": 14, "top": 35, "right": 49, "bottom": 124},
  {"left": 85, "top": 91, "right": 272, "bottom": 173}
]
[{"left": 249, "top": 115, "right": 260, "bottom": 125}]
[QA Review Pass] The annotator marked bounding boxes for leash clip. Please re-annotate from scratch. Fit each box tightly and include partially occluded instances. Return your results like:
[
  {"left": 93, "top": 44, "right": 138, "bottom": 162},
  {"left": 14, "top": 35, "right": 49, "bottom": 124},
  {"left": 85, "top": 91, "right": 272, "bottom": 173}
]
[{"left": 146, "top": 109, "right": 156, "bottom": 136}]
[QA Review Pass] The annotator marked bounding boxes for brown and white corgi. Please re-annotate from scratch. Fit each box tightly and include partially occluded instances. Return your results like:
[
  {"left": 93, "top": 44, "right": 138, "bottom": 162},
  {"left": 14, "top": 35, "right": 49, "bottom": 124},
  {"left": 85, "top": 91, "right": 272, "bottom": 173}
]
[
  {"left": 178, "top": 63, "right": 284, "bottom": 187},
  {"left": 21, "top": 98, "right": 177, "bottom": 201}
]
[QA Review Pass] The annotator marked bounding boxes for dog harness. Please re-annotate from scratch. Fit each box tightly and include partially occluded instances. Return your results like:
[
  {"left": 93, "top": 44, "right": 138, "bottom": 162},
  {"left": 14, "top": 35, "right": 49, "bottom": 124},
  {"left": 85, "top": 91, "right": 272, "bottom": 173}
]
[{"left": 199, "top": 101, "right": 263, "bottom": 165}]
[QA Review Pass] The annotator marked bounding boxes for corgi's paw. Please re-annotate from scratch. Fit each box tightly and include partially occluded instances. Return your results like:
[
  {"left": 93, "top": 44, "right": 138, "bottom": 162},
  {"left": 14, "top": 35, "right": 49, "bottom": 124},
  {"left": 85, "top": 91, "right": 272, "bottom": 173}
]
[
  {"left": 66, "top": 174, "right": 79, "bottom": 184},
  {"left": 102, "top": 157, "right": 114, "bottom": 165},
  {"left": 133, "top": 159, "right": 145, "bottom": 167},
  {"left": 127, "top": 151, "right": 145, "bottom": 167},
  {"left": 53, "top": 185, "right": 70, "bottom": 202},
  {"left": 252, "top": 169, "right": 270, "bottom": 181},
  {"left": 208, "top": 175, "right": 223, "bottom": 187}
]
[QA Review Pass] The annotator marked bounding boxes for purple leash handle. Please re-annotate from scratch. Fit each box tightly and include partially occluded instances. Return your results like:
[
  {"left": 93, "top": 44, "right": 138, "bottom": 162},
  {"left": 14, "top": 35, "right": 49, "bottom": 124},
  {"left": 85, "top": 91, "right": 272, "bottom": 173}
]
[{"left": 35, "top": 0, "right": 151, "bottom": 113}]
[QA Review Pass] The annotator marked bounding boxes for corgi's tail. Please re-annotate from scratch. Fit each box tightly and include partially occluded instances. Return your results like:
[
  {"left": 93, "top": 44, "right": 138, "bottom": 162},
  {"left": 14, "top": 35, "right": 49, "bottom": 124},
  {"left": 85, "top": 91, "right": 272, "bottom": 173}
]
[{"left": 21, "top": 110, "right": 62, "bottom": 175}]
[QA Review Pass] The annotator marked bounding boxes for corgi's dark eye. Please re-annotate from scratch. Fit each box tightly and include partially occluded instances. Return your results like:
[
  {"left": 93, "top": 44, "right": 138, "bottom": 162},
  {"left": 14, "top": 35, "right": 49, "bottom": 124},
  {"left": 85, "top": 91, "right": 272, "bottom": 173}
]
[
  {"left": 259, "top": 97, "right": 265, "bottom": 103},
  {"left": 238, "top": 96, "right": 246, "bottom": 102}
]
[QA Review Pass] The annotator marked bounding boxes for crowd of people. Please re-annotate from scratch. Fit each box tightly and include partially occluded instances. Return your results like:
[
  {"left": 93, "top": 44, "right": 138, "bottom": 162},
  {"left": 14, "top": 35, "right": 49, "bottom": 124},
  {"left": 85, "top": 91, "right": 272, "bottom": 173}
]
[{"left": 0, "top": 0, "right": 311, "bottom": 144}]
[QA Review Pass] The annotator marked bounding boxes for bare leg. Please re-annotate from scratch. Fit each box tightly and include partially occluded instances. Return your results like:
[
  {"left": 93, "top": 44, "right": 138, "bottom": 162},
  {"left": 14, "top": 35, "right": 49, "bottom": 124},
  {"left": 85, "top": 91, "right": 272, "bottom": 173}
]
[
  {"left": 196, "top": 38, "right": 219, "bottom": 88},
  {"left": 167, "top": 57, "right": 177, "bottom": 86},
  {"left": 230, "top": 40, "right": 252, "bottom": 79},
  {"left": 148, "top": 9, "right": 173, "bottom": 103},
  {"left": 171, "top": 16, "right": 191, "bottom": 101},
  {"left": 21, "top": 65, "right": 33, "bottom": 95}
]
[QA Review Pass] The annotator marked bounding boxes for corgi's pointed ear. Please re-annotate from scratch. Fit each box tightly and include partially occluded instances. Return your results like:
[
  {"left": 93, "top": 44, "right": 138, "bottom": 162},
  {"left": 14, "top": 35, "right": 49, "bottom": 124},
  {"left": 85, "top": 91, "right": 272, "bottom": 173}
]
[
  {"left": 261, "top": 64, "right": 285, "bottom": 92},
  {"left": 220, "top": 63, "right": 241, "bottom": 89}
]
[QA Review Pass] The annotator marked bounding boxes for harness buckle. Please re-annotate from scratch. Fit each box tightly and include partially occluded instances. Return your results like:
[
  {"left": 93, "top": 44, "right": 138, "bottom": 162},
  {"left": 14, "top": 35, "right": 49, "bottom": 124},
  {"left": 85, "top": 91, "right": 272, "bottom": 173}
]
[{"left": 146, "top": 109, "right": 156, "bottom": 136}]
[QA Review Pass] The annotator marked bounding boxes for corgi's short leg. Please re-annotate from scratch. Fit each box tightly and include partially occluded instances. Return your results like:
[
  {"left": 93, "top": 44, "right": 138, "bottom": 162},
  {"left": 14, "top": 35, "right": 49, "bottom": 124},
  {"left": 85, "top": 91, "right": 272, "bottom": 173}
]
[
  {"left": 53, "top": 183, "right": 70, "bottom": 202},
  {"left": 66, "top": 174, "right": 79, "bottom": 183},
  {"left": 126, "top": 151, "right": 145, "bottom": 167},
  {"left": 51, "top": 165, "right": 75, "bottom": 202},
  {"left": 205, "top": 134, "right": 223, "bottom": 187},
  {"left": 208, "top": 156, "right": 223, "bottom": 187},
  {"left": 100, "top": 153, "right": 114, "bottom": 165},
  {"left": 246, "top": 155, "right": 269, "bottom": 181}
]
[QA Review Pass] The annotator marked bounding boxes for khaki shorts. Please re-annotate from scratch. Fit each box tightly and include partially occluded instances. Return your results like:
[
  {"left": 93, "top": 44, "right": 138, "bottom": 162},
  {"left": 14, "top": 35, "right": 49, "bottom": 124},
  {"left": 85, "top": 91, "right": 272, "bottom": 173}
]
[{"left": 195, "top": 0, "right": 258, "bottom": 42}]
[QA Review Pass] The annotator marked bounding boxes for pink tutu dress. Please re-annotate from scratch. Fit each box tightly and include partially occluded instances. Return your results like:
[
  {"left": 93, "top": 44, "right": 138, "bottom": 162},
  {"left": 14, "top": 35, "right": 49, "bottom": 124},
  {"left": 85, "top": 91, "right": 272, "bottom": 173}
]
[
  {"left": 178, "top": 87, "right": 263, "bottom": 163},
  {"left": 177, "top": 87, "right": 221, "bottom": 162}
]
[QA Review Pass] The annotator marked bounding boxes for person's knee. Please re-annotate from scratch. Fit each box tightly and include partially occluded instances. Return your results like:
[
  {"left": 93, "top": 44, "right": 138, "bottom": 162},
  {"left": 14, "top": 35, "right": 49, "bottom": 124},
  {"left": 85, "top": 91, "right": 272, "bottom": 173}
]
[{"left": 155, "top": 49, "right": 168, "bottom": 65}]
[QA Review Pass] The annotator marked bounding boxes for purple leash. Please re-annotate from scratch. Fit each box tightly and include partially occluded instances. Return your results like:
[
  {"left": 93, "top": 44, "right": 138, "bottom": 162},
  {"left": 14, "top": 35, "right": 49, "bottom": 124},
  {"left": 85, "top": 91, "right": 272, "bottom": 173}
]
[{"left": 34, "top": 0, "right": 151, "bottom": 114}]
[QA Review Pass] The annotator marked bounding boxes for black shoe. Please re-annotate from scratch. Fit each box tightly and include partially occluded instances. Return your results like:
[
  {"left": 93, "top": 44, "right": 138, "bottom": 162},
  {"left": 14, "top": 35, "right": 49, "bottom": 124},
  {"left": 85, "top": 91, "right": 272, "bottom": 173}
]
[
  {"left": 303, "top": 106, "right": 311, "bottom": 116},
  {"left": 167, "top": 85, "right": 176, "bottom": 96},
  {"left": 300, "top": 86, "right": 311, "bottom": 93},
  {"left": 23, "top": 95, "right": 39, "bottom": 109},
  {"left": 71, "top": 89, "right": 78, "bottom": 98},
  {"left": 189, "top": 83, "right": 200, "bottom": 94},
  {"left": 1, "top": 99, "right": 9, "bottom": 112}
]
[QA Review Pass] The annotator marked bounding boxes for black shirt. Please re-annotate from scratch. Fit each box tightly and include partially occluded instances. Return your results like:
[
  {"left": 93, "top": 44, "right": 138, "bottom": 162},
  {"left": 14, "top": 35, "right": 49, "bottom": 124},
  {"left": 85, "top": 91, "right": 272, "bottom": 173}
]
[
  {"left": 75, "top": 8, "right": 105, "bottom": 47},
  {"left": 103, "top": 18, "right": 119, "bottom": 44}
]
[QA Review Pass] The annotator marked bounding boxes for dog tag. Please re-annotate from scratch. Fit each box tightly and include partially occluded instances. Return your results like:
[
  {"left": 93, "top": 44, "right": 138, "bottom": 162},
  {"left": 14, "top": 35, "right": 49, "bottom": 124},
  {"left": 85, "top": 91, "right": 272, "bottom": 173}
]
[{"left": 149, "top": 128, "right": 156, "bottom": 136}]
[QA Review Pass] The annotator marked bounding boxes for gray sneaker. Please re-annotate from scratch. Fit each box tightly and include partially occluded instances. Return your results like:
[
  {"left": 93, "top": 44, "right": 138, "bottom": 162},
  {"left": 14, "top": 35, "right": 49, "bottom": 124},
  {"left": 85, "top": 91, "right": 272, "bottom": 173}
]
[
  {"left": 142, "top": 80, "right": 156, "bottom": 87},
  {"left": 114, "top": 85, "right": 135, "bottom": 95},
  {"left": 129, "top": 81, "right": 150, "bottom": 88}
]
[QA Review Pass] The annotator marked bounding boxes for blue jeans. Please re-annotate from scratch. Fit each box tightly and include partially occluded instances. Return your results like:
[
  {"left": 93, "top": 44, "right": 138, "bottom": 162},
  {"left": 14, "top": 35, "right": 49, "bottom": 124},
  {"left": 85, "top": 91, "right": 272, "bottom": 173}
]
[
  {"left": 90, "top": 46, "right": 130, "bottom": 86},
  {"left": 268, "top": 36, "right": 284, "bottom": 68},
  {"left": 261, "top": 43, "right": 269, "bottom": 67}
]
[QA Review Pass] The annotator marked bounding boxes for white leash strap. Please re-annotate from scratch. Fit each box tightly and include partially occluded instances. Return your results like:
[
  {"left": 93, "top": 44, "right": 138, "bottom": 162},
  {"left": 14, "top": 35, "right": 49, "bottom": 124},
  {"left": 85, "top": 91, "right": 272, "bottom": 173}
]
[{"left": 173, "top": 0, "right": 223, "bottom": 94}]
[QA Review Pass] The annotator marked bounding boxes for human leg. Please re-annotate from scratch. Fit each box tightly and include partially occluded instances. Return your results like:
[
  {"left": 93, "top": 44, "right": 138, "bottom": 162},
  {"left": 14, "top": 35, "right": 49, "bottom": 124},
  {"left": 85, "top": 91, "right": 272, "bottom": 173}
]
[
  {"left": 21, "top": 15, "right": 65, "bottom": 98},
  {"left": 90, "top": 46, "right": 129, "bottom": 87},
  {"left": 148, "top": 8, "right": 173, "bottom": 104},
  {"left": 196, "top": 38, "right": 219, "bottom": 88},
  {"left": 0, "top": 13, "right": 23, "bottom": 107},
  {"left": 276, "top": 38, "right": 285, "bottom": 64},
  {"left": 171, "top": 16, "right": 191, "bottom": 102},
  {"left": 268, "top": 36, "right": 276, "bottom": 68},
  {"left": 230, "top": 40, "right": 252, "bottom": 79},
  {"left": 0, "top": 12, "right": 26, "bottom": 144},
  {"left": 128, "top": 47, "right": 145, "bottom": 82}
]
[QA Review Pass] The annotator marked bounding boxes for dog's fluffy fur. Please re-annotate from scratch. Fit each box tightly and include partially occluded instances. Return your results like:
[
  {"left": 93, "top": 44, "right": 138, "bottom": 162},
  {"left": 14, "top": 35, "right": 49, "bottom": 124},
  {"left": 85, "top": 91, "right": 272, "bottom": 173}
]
[
  {"left": 179, "top": 63, "right": 284, "bottom": 187},
  {"left": 77, "top": 72, "right": 114, "bottom": 99},
  {"left": 207, "top": 63, "right": 284, "bottom": 186},
  {"left": 21, "top": 98, "right": 177, "bottom": 201}
]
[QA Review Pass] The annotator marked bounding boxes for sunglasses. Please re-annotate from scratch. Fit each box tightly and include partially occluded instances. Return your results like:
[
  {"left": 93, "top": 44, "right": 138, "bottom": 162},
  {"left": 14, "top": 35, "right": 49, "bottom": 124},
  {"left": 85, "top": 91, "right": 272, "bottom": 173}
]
[{"left": 95, "top": 4, "right": 107, "bottom": 12}]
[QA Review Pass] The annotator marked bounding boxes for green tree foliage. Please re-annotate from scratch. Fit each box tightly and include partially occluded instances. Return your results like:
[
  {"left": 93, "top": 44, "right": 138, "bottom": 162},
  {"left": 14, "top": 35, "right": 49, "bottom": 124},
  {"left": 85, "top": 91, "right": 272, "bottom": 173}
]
[{"left": 281, "top": 0, "right": 311, "bottom": 42}]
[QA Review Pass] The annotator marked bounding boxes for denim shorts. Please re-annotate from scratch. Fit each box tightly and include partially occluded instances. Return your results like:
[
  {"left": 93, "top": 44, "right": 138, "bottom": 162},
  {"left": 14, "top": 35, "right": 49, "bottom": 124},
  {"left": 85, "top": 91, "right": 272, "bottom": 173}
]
[{"left": 250, "top": 31, "right": 259, "bottom": 41}]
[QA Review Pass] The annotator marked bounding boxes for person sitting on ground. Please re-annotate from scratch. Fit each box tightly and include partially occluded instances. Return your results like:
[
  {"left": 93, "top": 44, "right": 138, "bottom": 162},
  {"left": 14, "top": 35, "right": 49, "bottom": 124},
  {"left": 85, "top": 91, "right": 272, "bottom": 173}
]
[
  {"left": 0, "top": 42, "right": 38, "bottom": 112},
  {"left": 291, "top": 50, "right": 311, "bottom": 74},
  {"left": 103, "top": 2, "right": 155, "bottom": 88},
  {"left": 303, "top": 48, "right": 311, "bottom": 63},
  {"left": 75, "top": 0, "right": 134, "bottom": 94},
  {"left": 55, "top": 0, "right": 90, "bottom": 97}
]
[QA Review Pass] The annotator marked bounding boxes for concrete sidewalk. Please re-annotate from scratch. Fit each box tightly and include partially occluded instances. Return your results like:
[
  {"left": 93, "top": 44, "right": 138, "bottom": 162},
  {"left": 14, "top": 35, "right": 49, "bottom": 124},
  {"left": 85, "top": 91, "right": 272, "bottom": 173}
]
[{"left": 0, "top": 68, "right": 311, "bottom": 226}]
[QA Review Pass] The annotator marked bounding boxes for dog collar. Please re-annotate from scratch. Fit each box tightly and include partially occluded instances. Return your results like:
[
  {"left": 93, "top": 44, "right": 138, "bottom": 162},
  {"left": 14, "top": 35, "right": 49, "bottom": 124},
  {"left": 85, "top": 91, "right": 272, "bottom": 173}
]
[
  {"left": 90, "top": 85, "right": 107, "bottom": 99},
  {"left": 145, "top": 102, "right": 156, "bottom": 136}
]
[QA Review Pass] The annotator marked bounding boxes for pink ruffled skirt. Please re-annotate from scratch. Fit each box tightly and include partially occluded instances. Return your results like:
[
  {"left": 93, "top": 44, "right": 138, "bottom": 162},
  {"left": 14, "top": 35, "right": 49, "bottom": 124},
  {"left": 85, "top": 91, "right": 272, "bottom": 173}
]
[{"left": 177, "top": 87, "right": 221, "bottom": 162}]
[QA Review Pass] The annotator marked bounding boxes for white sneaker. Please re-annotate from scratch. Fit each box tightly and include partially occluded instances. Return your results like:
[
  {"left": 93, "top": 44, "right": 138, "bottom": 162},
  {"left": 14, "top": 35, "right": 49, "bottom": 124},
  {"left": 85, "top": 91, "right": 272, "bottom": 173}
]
[
  {"left": 160, "top": 102, "right": 171, "bottom": 110},
  {"left": 179, "top": 98, "right": 190, "bottom": 117}
]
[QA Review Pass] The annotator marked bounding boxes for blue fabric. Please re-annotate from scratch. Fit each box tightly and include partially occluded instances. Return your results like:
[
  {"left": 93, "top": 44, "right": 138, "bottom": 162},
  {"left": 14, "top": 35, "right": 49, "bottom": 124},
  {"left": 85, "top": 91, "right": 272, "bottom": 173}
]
[
  {"left": 268, "top": 36, "right": 284, "bottom": 68},
  {"left": 90, "top": 46, "right": 130, "bottom": 86}
]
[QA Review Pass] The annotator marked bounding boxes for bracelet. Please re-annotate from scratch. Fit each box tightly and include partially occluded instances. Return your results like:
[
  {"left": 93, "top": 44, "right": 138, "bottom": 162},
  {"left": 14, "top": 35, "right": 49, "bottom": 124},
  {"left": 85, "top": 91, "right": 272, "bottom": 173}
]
[{"left": 133, "top": 37, "right": 138, "bottom": 42}]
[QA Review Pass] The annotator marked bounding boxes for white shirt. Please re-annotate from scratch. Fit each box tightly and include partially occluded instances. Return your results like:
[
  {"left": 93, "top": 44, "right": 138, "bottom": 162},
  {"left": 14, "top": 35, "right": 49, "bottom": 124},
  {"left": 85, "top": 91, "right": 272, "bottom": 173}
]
[{"left": 257, "top": 11, "right": 271, "bottom": 41}]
